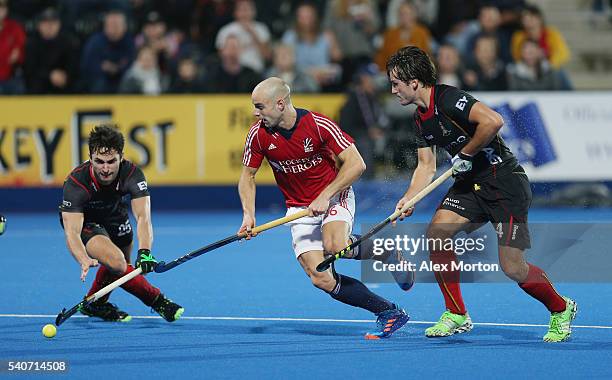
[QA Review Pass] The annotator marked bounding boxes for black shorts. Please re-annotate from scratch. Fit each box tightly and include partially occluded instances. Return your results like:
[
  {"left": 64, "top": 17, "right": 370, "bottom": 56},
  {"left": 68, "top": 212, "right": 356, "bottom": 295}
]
[
  {"left": 59, "top": 214, "right": 133, "bottom": 249},
  {"left": 438, "top": 167, "right": 532, "bottom": 249}
]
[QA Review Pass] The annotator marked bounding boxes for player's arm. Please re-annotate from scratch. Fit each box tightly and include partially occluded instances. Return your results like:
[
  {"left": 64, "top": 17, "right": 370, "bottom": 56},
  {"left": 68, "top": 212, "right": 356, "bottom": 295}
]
[
  {"left": 131, "top": 196, "right": 152, "bottom": 250},
  {"left": 132, "top": 195, "right": 159, "bottom": 273},
  {"left": 459, "top": 102, "right": 504, "bottom": 157},
  {"left": 395, "top": 147, "right": 437, "bottom": 222},
  {"left": 309, "top": 144, "right": 365, "bottom": 216},
  {"left": 61, "top": 211, "right": 99, "bottom": 281},
  {"left": 238, "top": 165, "right": 259, "bottom": 238}
]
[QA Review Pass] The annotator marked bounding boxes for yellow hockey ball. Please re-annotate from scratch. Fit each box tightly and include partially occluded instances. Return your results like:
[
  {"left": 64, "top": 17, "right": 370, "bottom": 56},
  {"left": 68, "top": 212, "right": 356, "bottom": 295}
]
[{"left": 42, "top": 324, "right": 56, "bottom": 338}]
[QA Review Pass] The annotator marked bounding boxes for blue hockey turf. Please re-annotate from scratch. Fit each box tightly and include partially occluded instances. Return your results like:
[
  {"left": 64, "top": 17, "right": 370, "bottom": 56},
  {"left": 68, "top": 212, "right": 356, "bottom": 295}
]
[{"left": 1, "top": 209, "right": 611, "bottom": 379}]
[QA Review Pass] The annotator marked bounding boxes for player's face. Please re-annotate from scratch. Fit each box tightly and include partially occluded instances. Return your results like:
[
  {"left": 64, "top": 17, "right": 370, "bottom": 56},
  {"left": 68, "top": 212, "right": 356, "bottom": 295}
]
[
  {"left": 91, "top": 149, "right": 122, "bottom": 185},
  {"left": 389, "top": 70, "right": 417, "bottom": 106},
  {"left": 252, "top": 94, "right": 281, "bottom": 128}
]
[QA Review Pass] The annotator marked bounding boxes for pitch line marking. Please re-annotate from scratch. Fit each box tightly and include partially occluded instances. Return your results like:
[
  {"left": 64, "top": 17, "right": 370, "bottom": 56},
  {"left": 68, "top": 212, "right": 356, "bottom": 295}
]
[{"left": 0, "top": 314, "right": 610, "bottom": 330}]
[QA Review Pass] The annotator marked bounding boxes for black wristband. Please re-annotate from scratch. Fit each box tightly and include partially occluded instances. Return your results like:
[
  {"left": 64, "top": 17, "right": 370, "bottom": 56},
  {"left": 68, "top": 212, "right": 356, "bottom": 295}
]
[
  {"left": 458, "top": 152, "right": 473, "bottom": 161},
  {"left": 138, "top": 248, "right": 151, "bottom": 255}
]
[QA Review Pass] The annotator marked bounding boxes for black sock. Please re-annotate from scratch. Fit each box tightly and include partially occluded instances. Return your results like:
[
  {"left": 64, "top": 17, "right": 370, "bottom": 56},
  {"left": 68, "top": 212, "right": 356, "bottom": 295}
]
[
  {"left": 349, "top": 234, "right": 391, "bottom": 261},
  {"left": 329, "top": 274, "right": 394, "bottom": 314}
]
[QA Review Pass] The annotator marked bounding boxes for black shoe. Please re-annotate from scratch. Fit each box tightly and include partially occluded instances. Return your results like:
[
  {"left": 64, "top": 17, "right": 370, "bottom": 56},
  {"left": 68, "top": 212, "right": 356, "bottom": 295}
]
[
  {"left": 151, "top": 294, "right": 184, "bottom": 322},
  {"left": 80, "top": 300, "right": 132, "bottom": 322}
]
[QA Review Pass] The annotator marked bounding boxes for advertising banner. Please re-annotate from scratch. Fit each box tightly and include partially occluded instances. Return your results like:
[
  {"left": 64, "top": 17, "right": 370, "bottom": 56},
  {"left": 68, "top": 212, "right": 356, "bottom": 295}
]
[{"left": 0, "top": 95, "right": 344, "bottom": 186}]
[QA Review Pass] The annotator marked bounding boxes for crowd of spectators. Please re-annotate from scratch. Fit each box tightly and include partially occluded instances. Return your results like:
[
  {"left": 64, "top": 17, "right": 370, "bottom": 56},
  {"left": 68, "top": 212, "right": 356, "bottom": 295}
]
[
  {"left": 0, "top": 0, "right": 577, "bottom": 177},
  {"left": 0, "top": 0, "right": 573, "bottom": 96}
]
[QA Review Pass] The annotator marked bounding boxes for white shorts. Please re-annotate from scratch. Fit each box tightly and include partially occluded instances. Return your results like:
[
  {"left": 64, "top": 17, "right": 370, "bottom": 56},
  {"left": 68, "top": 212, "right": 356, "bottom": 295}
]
[{"left": 285, "top": 187, "right": 355, "bottom": 258}]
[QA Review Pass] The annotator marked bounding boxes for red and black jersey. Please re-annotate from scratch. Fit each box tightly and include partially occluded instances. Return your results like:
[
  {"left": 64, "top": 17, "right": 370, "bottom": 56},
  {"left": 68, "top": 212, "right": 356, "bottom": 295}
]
[
  {"left": 59, "top": 160, "right": 149, "bottom": 223},
  {"left": 414, "top": 84, "right": 518, "bottom": 180},
  {"left": 243, "top": 108, "right": 354, "bottom": 207}
]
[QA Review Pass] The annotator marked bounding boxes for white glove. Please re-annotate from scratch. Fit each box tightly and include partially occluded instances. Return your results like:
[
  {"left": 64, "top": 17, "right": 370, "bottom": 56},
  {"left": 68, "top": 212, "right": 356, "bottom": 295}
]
[{"left": 451, "top": 152, "right": 473, "bottom": 176}]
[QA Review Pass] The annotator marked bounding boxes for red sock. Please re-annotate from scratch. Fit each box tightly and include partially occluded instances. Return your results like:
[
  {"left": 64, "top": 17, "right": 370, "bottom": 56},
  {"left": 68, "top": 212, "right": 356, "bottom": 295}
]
[
  {"left": 519, "top": 263, "right": 566, "bottom": 313},
  {"left": 118, "top": 265, "right": 161, "bottom": 306},
  {"left": 87, "top": 265, "right": 114, "bottom": 303},
  {"left": 431, "top": 249, "right": 466, "bottom": 315}
]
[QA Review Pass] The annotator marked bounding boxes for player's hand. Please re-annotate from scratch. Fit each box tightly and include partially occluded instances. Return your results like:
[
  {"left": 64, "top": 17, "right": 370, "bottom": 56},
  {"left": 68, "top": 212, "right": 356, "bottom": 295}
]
[
  {"left": 308, "top": 195, "right": 330, "bottom": 216},
  {"left": 451, "top": 152, "right": 473, "bottom": 177},
  {"left": 393, "top": 196, "right": 415, "bottom": 226},
  {"left": 79, "top": 257, "right": 99, "bottom": 282},
  {"left": 238, "top": 214, "right": 257, "bottom": 240},
  {"left": 135, "top": 249, "right": 158, "bottom": 273}
]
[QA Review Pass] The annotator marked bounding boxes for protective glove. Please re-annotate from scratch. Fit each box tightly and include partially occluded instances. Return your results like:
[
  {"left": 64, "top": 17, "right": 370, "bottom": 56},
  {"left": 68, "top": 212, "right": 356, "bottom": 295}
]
[
  {"left": 451, "top": 152, "right": 473, "bottom": 177},
  {"left": 135, "top": 249, "right": 158, "bottom": 273}
]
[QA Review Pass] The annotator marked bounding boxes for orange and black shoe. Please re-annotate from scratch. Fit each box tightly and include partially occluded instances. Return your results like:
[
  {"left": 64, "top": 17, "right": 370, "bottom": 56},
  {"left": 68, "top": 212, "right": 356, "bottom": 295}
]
[
  {"left": 365, "top": 305, "right": 410, "bottom": 340},
  {"left": 80, "top": 300, "right": 132, "bottom": 322}
]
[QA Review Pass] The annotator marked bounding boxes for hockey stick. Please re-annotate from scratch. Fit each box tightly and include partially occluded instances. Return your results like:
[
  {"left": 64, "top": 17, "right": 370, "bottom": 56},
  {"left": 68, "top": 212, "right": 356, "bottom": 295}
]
[
  {"left": 56, "top": 210, "right": 309, "bottom": 326},
  {"left": 316, "top": 168, "right": 453, "bottom": 272},
  {"left": 154, "top": 209, "right": 310, "bottom": 273},
  {"left": 55, "top": 267, "right": 143, "bottom": 326}
]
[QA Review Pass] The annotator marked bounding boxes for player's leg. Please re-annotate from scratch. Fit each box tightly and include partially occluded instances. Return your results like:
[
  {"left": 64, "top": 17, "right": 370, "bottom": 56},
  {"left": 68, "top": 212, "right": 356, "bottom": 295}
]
[
  {"left": 288, "top": 197, "right": 408, "bottom": 338},
  {"left": 79, "top": 224, "right": 132, "bottom": 321},
  {"left": 297, "top": 249, "right": 408, "bottom": 339},
  {"left": 325, "top": 187, "right": 414, "bottom": 290},
  {"left": 491, "top": 170, "right": 576, "bottom": 342},
  {"left": 424, "top": 209, "right": 475, "bottom": 337},
  {"left": 296, "top": 235, "right": 395, "bottom": 315},
  {"left": 341, "top": 230, "right": 415, "bottom": 291},
  {"left": 498, "top": 243, "right": 576, "bottom": 342},
  {"left": 117, "top": 243, "right": 184, "bottom": 322}
]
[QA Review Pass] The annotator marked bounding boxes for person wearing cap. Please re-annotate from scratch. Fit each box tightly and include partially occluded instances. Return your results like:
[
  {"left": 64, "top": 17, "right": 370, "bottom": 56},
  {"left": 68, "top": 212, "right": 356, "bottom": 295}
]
[
  {"left": 0, "top": 0, "right": 26, "bottom": 94},
  {"left": 25, "top": 8, "right": 78, "bottom": 94}
]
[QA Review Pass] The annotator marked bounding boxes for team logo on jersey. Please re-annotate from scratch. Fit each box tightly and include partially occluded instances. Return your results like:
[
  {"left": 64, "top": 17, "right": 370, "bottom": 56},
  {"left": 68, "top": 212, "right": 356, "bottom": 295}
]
[
  {"left": 425, "top": 135, "right": 434, "bottom": 140},
  {"left": 137, "top": 181, "right": 148, "bottom": 191},
  {"left": 303, "top": 138, "right": 313, "bottom": 153},
  {"left": 439, "top": 122, "right": 451, "bottom": 136},
  {"left": 268, "top": 143, "right": 277, "bottom": 150},
  {"left": 455, "top": 96, "right": 468, "bottom": 111}
]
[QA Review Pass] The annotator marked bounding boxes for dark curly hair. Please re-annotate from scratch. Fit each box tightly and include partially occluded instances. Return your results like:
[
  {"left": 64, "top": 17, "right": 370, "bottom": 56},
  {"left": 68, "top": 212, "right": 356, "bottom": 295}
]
[
  {"left": 386, "top": 46, "right": 437, "bottom": 87},
  {"left": 88, "top": 124, "right": 124, "bottom": 156}
]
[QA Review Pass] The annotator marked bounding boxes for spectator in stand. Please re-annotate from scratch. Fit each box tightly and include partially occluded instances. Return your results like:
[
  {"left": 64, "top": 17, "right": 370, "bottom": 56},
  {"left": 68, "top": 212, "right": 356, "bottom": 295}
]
[
  {"left": 167, "top": 55, "right": 206, "bottom": 94},
  {"left": 323, "top": 0, "right": 381, "bottom": 86},
  {"left": 507, "top": 38, "right": 564, "bottom": 91},
  {"left": 215, "top": 0, "right": 271, "bottom": 73},
  {"left": 386, "top": 0, "right": 439, "bottom": 32},
  {"left": 435, "top": 0, "right": 480, "bottom": 41},
  {"left": 80, "top": 10, "right": 135, "bottom": 94},
  {"left": 0, "top": 0, "right": 25, "bottom": 95},
  {"left": 266, "top": 43, "right": 320, "bottom": 93},
  {"left": 465, "top": 5, "right": 513, "bottom": 64},
  {"left": 204, "top": 34, "right": 261, "bottom": 93},
  {"left": 190, "top": 0, "right": 235, "bottom": 54},
  {"left": 463, "top": 34, "right": 508, "bottom": 91},
  {"left": 339, "top": 63, "right": 389, "bottom": 179},
  {"left": 25, "top": 8, "right": 78, "bottom": 94},
  {"left": 135, "top": 11, "right": 184, "bottom": 75},
  {"left": 119, "top": 45, "right": 166, "bottom": 95},
  {"left": 281, "top": 2, "right": 342, "bottom": 91},
  {"left": 510, "top": 5, "right": 571, "bottom": 76},
  {"left": 375, "top": 0, "right": 433, "bottom": 71},
  {"left": 436, "top": 44, "right": 464, "bottom": 88}
]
